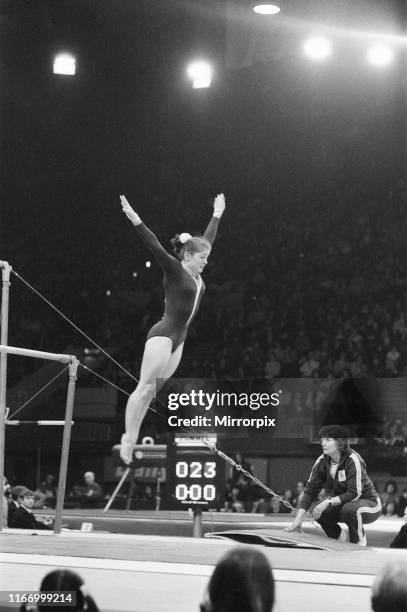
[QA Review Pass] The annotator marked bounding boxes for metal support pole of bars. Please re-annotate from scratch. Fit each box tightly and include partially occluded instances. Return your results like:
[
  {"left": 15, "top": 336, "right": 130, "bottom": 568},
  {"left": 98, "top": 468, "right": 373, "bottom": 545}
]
[
  {"left": 0, "top": 261, "right": 11, "bottom": 530},
  {"left": 103, "top": 467, "right": 131, "bottom": 512},
  {"left": 54, "top": 356, "right": 79, "bottom": 533}
]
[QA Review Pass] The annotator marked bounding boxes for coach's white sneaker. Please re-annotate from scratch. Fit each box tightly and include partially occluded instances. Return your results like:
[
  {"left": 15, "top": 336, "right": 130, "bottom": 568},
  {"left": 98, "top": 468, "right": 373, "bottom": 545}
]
[
  {"left": 357, "top": 534, "right": 367, "bottom": 547},
  {"left": 338, "top": 527, "right": 348, "bottom": 542},
  {"left": 120, "top": 433, "right": 135, "bottom": 465}
]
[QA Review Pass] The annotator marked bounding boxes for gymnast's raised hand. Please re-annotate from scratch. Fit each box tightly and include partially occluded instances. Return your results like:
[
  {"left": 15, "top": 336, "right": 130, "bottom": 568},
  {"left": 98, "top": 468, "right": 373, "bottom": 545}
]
[
  {"left": 213, "top": 193, "right": 225, "bottom": 218},
  {"left": 120, "top": 194, "right": 142, "bottom": 226}
]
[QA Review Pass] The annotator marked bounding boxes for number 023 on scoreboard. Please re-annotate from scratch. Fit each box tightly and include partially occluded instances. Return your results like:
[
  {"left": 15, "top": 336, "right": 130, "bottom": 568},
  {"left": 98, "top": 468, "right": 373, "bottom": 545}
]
[{"left": 165, "top": 441, "right": 225, "bottom": 510}]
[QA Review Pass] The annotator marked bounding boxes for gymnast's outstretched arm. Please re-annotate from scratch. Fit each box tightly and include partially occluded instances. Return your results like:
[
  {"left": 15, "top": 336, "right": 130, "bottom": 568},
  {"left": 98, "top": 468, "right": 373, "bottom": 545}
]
[
  {"left": 203, "top": 193, "right": 225, "bottom": 245},
  {"left": 120, "top": 194, "right": 177, "bottom": 270}
]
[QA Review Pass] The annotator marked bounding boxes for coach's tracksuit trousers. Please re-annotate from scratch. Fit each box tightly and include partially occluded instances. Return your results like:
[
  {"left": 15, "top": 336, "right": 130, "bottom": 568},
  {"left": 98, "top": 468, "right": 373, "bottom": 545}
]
[{"left": 317, "top": 498, "right": 382, "bottom": 544}]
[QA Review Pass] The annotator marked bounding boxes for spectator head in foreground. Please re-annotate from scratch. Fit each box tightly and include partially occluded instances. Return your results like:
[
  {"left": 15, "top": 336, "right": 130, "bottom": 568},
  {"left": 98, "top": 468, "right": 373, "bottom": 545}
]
[
  {"left": 20, "top": 569, "right": 99, "bottom": 611},
  {"left": 371, "top": 561, "right": 407, "bottom": 612},
  {"left": 200, "top": 546, "right": 275, "bottom": 612}
]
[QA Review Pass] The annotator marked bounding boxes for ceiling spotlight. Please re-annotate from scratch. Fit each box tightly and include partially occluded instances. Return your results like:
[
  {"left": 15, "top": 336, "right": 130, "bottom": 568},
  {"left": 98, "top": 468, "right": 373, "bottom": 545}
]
[
  {"left": 53, "top": 53, "right": 76, "bottom": 75},
  {"left": 187, "top": 60, "right": 213, "bottom": 89},
  {"left": 303, "top": 36, "right": 332, "bottom": 61},
  {"left": 253, "top": 4, "right": 281, "bottom": 15},
  {"left": 367, "top": 45, "right": 394, "bottom": 67}
]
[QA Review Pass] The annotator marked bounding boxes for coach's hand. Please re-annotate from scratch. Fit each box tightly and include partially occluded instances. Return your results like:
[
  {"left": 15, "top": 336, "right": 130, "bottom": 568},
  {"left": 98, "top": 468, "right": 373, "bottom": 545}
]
[
  {"left": 312, "top": 500, "right": 330, "bottom": 520},
  {"left": 283, "top": 523, "right": 304, "bottom": 534},
  {"left": 283, "top": 508, "right": 306, "bottom": 533}
]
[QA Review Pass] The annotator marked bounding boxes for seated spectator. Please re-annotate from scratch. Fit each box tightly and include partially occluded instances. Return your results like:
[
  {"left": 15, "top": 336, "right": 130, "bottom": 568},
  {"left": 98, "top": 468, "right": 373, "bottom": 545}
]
[
  {"left": 8, "top": 487, "right": 53, "bottom": 530},
  {"left": 8, "top": 485, "right": 27, "bottom": 526},
  {"left": 264, "top": 353, "right": 281, "bottom": 380},
  {"left": 40, "top": 474, "right": 57, "bottom": 508},
  {"left": 383, "top": 500, "right": 398, "bottom": 517},
  {"left": 66, "top": 483, "right": 82, "bottom": 507},
  {"left": 371, "top": 561, "right": 407, "bottom": 611},
  {"left": 398, "top": 487, "right": 407, "bottom": 518},
  {"left": 227, "top": 486, "right": 245, "bottom": 513},
  {"left": 33, "top": 486, "right": 47, "bottom": 509},
  {"left": 268, "top": 496, "right": 284, "bottom": 514},
  {"left": 282, "top": 488, "right": 294, "bottom": 508},
  {"left": 232, "top": 475, "right": 256, "bottom": 512},
  {"left": 381, "top": 480, "right": 399, "bottom": 508},
  {"left": 293, "top": 481, "right": 306, "bottom": 508},
  {"left": 386, "top": 346, "right": 401, "bottom": 376},
  {"left": 69, "top": 472, "right": 104, "bottom": 508},
  {"left": 393, "top": 313, "right": 407, "bottom": 340},
  {"left": 2, "top": 477, "right": 10, "bottom": 528},
  {"left": 230, "top": 454, "right": 253, "bottom": 480},
  {"left": 33, "top": 477, "right": 57, "bottom": 508},
  {"left": 390, "top": 507, "right": 407, "bottom": 549},
  {"left": 20, "top": 569, "right": 99, "bottom": 612},
  {"left": 200, "top": 546, "right": 275, "bottom": 612},
  {"left": 251, "top": 496, "right": 269, "bottom": 514},
  {"left": 389, "top": 419, "right": 406, "bottom": 445},
  {"left": 300, "top": 351, "right": 320, "bottom": 377}
]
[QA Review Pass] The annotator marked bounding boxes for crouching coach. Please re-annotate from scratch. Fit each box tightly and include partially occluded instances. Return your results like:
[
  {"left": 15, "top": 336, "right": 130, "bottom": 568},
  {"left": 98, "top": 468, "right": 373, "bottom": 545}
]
[{"left": 285, "top": 425, "right": 382, "bottom": 546}]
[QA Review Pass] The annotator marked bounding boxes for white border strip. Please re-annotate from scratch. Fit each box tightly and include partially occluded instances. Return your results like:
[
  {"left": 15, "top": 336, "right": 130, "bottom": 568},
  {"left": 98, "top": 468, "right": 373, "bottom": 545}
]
[{"left": 0, "top": 553, "right": 373, "bottom": 587}]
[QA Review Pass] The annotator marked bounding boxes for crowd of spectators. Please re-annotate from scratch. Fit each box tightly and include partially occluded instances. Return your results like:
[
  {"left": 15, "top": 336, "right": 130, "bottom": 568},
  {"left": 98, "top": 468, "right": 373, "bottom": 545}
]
[
  {"left": 375, "top": 417, "right": 407, "bottom": 447},
  {"left": 5, "top": 176, "right": 407, "bottom": 393},
  {"left": 188, "top": 178, "right": 407, "bottom": 382},
  {"left": 2, "top": 470, "right": 105, "bottom": 528},
  {"left": 379, "top": 480, "right": 407, "bottom": 518}
]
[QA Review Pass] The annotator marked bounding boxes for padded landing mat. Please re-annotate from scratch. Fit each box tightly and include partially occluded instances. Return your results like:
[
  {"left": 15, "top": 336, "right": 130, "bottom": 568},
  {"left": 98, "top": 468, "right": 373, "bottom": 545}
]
[{"left": 205, "top": 528, "right": 365, "bottom": 550}]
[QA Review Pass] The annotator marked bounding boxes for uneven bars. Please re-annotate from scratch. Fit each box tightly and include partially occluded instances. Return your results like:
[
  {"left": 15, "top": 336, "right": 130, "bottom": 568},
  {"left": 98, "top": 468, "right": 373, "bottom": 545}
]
[
  {"left": 0, "top": 345, "right": 75, "bottom": 364},
  {"left": 0, "top": 263, "right": 79, "bottom": 534}
]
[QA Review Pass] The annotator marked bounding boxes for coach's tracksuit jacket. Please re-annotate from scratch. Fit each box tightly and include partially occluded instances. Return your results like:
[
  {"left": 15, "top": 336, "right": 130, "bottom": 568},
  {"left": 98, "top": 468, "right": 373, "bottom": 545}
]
[{"left": 299, "top": 448, "right": 379, "bottom": 511}]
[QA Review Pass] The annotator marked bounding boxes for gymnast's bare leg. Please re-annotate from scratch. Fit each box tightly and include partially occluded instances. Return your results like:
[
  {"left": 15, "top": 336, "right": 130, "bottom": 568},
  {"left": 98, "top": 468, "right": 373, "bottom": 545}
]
[{"left": 121, "top": 337, "right": 184, "bottom": 464}]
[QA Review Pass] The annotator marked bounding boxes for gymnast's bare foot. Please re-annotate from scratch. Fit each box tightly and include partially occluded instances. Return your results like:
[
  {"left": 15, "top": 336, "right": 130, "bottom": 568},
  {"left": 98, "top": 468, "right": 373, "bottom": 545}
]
[{"left": 120, "top": 433, "right": 135, "bottom": 465}]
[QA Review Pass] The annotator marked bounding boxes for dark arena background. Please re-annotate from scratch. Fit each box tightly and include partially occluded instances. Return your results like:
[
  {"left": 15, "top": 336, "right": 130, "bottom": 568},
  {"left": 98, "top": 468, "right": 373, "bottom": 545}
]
[{"left": 1, "top": 1, "right": 407, "bottom": 611}]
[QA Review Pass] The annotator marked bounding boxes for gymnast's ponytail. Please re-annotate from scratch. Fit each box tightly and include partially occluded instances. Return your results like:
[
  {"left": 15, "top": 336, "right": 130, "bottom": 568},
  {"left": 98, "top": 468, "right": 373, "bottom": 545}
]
[{"left": 170, "top": 233, "right": 211, "bottom": 261}]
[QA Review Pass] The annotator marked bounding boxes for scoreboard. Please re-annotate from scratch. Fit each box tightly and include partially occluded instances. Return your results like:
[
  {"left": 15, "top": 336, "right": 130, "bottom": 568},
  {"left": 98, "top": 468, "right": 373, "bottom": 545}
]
[{"left": 165, "top": 436, "right": 225, "bottom": 510}]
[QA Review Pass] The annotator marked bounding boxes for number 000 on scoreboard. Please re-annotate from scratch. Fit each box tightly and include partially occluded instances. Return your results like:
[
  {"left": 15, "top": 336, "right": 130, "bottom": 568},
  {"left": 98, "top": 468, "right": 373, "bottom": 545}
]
[{"left": 165, "top": 437, "right": 225, "bottom": 510}]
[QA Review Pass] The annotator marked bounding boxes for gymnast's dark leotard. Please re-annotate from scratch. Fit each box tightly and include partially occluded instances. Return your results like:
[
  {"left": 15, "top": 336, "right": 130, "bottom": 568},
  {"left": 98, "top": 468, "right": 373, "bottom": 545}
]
[{"left": 135, "top": 216, "right": 219, "bottom": 351}]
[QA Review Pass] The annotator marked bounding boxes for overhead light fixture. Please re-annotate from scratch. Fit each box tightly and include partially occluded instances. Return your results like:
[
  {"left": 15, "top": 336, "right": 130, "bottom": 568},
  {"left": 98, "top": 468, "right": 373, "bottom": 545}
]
[
  {"left": 303, "top": 36, "right": 333, "bottom": 61},
  {"left": 366, "top": 44, "right": 394, "bottom": 67},
  {"left": 53, "top": 53, "right": 76, "bottom": 76},
  {"left": 187, "top": 60, "right": 213, "bottom": 89},
  {"left": 253, "top": 4, "right": 281, "bottom": 15}
]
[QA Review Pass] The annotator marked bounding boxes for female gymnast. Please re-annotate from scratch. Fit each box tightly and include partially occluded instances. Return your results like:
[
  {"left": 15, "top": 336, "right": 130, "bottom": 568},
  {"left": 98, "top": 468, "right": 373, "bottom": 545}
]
[
  {"left": 118, "top": 193, "right": 225, "bottom": 464},
  {"left": 284, "top": 425, "right": 382, "bottom": 545}
]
